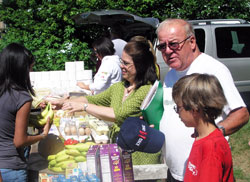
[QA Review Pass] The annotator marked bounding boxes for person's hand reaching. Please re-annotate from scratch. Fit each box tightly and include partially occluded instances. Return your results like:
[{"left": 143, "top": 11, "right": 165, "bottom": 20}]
[
  {"left": 77, "top": 82, "right": 84, "bottom": 87},
  {"left": 39, "top": 100, "right": 47, "bottom": 109},
  {"left": 48, "top": 95, "right": 69, "bottom": 110},
  {"left": 77, "top": 82, "right": 88, "bottom": 90},
  {"left": 41, "top": 117, "right": 52, "bottom": 138},
  {"left": 140, "top": 116, "right": 154, "bottom": 128},
  {"left": 62, "top": 101, "right": 85, "bottom": 113}
]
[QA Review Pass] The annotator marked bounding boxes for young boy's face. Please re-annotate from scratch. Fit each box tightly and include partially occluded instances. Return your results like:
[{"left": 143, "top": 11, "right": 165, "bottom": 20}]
[{"left": 174, "top": 103, "right": 196, "bottom": 127}]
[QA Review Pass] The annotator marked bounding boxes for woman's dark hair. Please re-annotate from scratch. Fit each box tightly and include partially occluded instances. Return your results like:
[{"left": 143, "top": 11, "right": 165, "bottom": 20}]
[
  {"left": 123, "top": 41, "right": 158, "bottom": 89},
  {"left": 92, "top": 37, "right": 115, "bottom": 59},
  {"left": 0, "top": 43, "right": 35, "bottom": 96}
]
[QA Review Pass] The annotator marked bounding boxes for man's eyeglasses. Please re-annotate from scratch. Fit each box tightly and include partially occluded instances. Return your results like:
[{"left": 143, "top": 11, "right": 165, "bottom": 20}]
[
  {"left": 156, "top": 36, "right": 191, "bottom": 51},
  {"left": 173, "top": 105, "right": 184, "bottom": 113},
  {"left": 120, "top": 58, "right": 133, "bottom": 67}
]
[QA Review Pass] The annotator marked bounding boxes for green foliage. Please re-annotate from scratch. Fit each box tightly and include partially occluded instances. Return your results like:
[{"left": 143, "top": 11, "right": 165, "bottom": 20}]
[
  {"left": 0, "top": 0, "right": 92, "bottom": 71},
  {"left": 230, "top": 119, "right": 250, "bottom": 181},
  {"left": 0, "top": 0, "right": 249, "bottom": 71},
  {"left": 166, "top": 0, "right": 250, "bottom": 20},
  {"left": 233, "top": 167, "right": 250, "bottom": 181}
]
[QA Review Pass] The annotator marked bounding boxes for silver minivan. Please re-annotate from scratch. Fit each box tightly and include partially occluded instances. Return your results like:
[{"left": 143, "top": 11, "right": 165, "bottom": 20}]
[{"left": 73, "top": 11, "right": 250, "bottom": 108}]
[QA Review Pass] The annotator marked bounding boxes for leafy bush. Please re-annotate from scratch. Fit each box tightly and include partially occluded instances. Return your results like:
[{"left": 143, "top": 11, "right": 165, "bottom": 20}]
[{"left": 0, "top": 0, "right": 93, "bottom": 71}]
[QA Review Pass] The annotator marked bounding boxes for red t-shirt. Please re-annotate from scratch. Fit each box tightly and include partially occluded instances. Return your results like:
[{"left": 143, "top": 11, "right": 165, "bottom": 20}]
[{"left": 184, "top": 129, "right": 234, "bottom": 182}]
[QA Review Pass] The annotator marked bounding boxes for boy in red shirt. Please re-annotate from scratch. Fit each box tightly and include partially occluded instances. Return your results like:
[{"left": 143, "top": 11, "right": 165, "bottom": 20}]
[{"left": 172, "top": 73, "right": 234, "bottom": 182}]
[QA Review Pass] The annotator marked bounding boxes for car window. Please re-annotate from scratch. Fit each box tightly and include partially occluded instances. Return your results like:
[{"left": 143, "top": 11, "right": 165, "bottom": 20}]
[
  {"left": 215, "top": 27, "right": 250, "bottom": 58},
  {"left": 194, "top": 29, "right": 205, "bottom": 52}
]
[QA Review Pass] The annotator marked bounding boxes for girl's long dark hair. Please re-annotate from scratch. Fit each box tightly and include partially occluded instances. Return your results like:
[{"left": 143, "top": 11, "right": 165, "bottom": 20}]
[{"left": 0, "top": 43, "right": 35, "bottom": 96}]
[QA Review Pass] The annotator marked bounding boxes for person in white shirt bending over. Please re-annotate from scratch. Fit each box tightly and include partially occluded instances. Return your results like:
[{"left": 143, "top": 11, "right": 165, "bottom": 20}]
[{"left": 77, "top": 37, "right": 122, "bottom": 95}]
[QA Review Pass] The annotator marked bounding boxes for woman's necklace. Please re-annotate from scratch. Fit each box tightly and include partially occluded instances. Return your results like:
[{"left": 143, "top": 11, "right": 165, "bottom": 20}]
[{"left": 124, "top": 85, "right": 135, "bottom": 98}]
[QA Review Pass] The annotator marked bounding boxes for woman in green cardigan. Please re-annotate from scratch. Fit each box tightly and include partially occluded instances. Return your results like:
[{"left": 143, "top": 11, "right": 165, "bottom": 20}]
[{"left": 53, "top": 40, "right": 160, "bottom": 164}]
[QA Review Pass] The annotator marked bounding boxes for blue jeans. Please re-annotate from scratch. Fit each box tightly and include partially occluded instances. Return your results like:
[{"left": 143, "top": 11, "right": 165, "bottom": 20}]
[
  {"left": 0, "top": 169, "right": 27, "bottom": 182},
  {"left": 24, "top": 146, "right": 31, "bottom": 160}
]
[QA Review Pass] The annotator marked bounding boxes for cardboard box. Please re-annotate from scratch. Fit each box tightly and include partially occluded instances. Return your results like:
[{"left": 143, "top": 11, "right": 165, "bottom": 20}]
[
  {"left": 86, "top": 145, "right": 101, "bottom": 179},
  {"left": 39, "top": 173, "right": 50, "bottom": 182},
  {"left": 99, "top": 144, "right": 112, "bottom": 182},
  {"left": 109, "top": 144, "right": 123, "bottom": 182},
  {"left": 121, "top": 150, "right": 134, "bottom": 182},
  {"left": 65, "top": 163, "right": 78, "bottom": 179}
]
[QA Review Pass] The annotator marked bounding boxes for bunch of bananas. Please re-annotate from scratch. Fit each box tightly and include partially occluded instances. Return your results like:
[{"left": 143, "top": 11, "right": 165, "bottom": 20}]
[
  {"left": 29, "top": 102, "right": 54, "bottom": 128},
  {"left": 47, "top": 142, "right": 95, "bottom": 173}
]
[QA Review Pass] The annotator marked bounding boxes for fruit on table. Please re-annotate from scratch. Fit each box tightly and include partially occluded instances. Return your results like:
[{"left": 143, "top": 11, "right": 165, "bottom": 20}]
[
  {"left": 48, "top": 166, "right": 64, "bottom": 173},
  {"left": 47, "top": 142, "right": 93, "bottom": 173},
  {"left": 81, "top": 151, "right": 87, "bottom": 156},
  {"left": 49, "top": 159, "right": 57, "bottom": 166},
  {"left": 55, "top": 150, "right": 66, "bottom": 157},
  {"left": 64, "top": 138, "right": 78, "bottom": 145},
  {"left": 74, "top": 143, "right": 93, "bottom": 152},
  {"left": 56, "top": 160, "right": 76, "bottom": 169},
  {"left": 74, "top": 156, "right": 86, "bottom": 162},
  {"left": 47, "top": 142, "right": 94, "bottom": 159},
  {"left": 47, "top": 155, "right": 56, "bottom": 161},
  {"left": 56, "top": 154, "right": 70, "bottom": 163},
  {"left": 66, "top": 149, "right": 81, "bottom": 156}
]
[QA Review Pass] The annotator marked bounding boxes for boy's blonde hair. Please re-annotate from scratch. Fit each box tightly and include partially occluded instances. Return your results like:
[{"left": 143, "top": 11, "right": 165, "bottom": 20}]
[{"left": 172, "top": 73, "right": 227, "bottom": 123}]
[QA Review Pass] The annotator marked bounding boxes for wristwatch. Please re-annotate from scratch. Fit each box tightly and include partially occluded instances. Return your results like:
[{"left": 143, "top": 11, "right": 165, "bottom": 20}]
[
  {"left": 83, "top": 103, "right": 88, "bottom": 111},
  {"left": 218, "top": 125, "right": 226, "bottom": 136}
]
